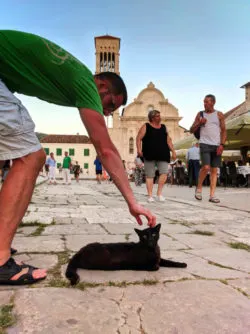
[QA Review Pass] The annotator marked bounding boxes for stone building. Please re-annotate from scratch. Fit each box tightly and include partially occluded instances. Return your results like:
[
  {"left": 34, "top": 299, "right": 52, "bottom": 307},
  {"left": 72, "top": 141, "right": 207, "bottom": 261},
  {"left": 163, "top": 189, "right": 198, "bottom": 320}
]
[
  {"left": 40, "top": 135, "right": 96, "bottom": 176},
  {"left": 224, "top": 82, "right": 250, "bottom": 121},
  {"left": 108, "top": 82, "right": 187, "bottom": 166},
  {"left": 224, "top": 83, "right": 250, "bottom": 161}
]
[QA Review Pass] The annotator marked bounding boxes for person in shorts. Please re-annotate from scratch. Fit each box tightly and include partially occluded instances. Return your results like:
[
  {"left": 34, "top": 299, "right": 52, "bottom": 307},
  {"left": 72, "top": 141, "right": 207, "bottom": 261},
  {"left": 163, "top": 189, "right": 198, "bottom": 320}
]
[
  {"left": 94, "top": 156, "right": 102, "bottom": 184},
  {"left": 73, "top": 161, "right": 81, "bottom": 183},
  {"left": 136, "top": 110, "right": 176, "bottom": 202},
  {"left": 0, "top": 30, "right": 156, "bottom": 286},
  {"left": 46, "top": 152, "right": 57, "bottom": 184},
  {"left": 190, "top": 94, "right": 226, "bottom": 203}
]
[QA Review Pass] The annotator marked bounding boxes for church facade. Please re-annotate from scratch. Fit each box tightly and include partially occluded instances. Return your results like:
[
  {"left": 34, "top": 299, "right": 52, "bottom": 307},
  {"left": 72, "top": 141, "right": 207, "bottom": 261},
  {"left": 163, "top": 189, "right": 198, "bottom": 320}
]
[{"left": 108, "top": 82, "right": 187, "bottom": 166}]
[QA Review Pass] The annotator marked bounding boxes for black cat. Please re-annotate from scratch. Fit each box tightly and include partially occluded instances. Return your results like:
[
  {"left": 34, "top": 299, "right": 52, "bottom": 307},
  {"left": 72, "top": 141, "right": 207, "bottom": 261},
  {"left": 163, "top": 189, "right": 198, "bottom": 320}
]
[{"left": 66, "top": 224, "right": 187, "bottom": 285}]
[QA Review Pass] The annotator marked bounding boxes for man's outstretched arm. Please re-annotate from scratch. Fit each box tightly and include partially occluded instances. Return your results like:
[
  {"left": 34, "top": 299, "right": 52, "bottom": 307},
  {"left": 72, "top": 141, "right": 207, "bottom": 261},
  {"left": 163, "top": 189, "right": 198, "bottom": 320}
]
[{"left": 79, "top": 108, "right": 156, "bottom": 227}]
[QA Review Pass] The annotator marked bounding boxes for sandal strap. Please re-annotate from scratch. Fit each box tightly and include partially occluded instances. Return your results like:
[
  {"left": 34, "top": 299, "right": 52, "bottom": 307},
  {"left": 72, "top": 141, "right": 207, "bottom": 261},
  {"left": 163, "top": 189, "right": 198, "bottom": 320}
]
[
  {"left": 17, "top": 267, "right": 36, "bottom": 282},
  {"left": 0, "top": 258, "right": 38, "bottom": 281},
  {"left": 0, "top": 258, "right": 22, "bottom": 280},
  {"left": 209, "top": 197, "right": 220, "bottom": 203}
]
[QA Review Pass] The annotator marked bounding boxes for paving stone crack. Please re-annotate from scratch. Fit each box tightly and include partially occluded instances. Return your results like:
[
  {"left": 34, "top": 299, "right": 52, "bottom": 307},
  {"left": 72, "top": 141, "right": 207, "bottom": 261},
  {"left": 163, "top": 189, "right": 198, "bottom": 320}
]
[
  {"left": 112, "top": 291, "right": 129, "bottom": 334},
  {"left": 137, "top": 305, "right": 147, "bottom": 334}
]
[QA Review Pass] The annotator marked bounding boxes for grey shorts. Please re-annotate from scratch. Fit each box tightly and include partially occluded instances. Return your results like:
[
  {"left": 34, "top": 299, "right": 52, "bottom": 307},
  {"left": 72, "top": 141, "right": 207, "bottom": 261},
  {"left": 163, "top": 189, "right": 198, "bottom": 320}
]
[
  {"left": 0, "top": 131, "right": 42, "bottom": 161},
  {"left": 0, "top": 79, "right": 42, "bottom": 160},
  {"left": 200, "top": 143, "right": 221, "bottom": 168},
  {"left": 144, "top": 160, "right": 168, "bottom": 178}
]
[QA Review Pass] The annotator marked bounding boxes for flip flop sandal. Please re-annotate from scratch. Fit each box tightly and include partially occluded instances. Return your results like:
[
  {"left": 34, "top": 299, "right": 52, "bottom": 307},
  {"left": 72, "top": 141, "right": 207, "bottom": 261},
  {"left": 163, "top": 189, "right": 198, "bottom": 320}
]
[
  {"left": 209, "top": 197, "right": 220, "bottom": 203},
  {"left": 0, "top": 258, "right": 46, "bottom": 285},
  {"left": 11, "top": 248, "right": 17, "bottom": 255},
  {"left": 195, "top": 189, "right": 202, "bottom": 200}
]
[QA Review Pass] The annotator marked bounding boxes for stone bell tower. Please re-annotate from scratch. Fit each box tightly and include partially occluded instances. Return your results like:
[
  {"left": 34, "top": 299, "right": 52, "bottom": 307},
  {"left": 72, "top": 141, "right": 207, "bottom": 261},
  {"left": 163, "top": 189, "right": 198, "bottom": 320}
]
[{"left": 95, "top": 35, "right": 120, "bottom": 75}]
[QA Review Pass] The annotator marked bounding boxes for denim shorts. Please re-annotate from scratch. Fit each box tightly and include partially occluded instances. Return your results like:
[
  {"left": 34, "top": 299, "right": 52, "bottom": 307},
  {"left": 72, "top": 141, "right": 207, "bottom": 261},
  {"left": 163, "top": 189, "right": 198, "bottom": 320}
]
[
  {"left": 144, "top": 160, "right": 168, "bottom": 178},
  {"left": 0, "top": 79, "right": 42, "bottom": 160},
  {"left": 200, "top": 143, "right": 221, "bottom": 168}
]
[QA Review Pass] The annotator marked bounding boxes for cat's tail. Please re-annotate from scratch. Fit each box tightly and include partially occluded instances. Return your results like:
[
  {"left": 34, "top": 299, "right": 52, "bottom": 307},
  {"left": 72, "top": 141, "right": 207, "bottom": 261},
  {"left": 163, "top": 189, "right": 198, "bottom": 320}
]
[
  {"left": 160, "top": 258, "right": 187, "bottom": 268},
  {"left": 65, "top": 258, "right": 80, "bottom": 286}
]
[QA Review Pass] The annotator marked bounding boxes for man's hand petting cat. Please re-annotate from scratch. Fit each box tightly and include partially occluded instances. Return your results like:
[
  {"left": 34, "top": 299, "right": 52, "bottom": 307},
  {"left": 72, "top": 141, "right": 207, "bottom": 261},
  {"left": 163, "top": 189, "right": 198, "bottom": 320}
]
[{"left": 129, "top": 203, "right": 156, "bottom": 227}]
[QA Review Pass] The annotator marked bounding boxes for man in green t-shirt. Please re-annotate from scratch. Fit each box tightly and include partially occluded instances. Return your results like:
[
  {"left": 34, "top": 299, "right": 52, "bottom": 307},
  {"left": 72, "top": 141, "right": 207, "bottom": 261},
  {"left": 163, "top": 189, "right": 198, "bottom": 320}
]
[
  {"left": 0, "top": 30, "right": 156, "bottom": 285},
  {"left": 62, "top": 152, "right": 72, "bottom": 185}
]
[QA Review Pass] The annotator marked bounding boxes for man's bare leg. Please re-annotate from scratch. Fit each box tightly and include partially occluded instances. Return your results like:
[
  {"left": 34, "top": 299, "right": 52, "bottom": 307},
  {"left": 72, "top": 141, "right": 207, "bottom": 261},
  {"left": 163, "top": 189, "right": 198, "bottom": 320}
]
[
  {"left": 209, "top": 167, "right": 218, "bottom": 198},
  {"left": 0, "top": 149, "right": 47, "bottom": 280},
  {"left": 196, "top": 165, "right": 210, "bottom": 192},
  {"left": 157, "top": 174, "right": 167, "bottom": 196},
  {"left": 146, "top": 177, "right": 154, "bottom": 197}
]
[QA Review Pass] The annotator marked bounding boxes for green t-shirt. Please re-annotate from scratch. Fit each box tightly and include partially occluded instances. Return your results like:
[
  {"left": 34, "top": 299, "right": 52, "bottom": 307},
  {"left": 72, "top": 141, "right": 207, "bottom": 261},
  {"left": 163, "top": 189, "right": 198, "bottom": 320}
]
[
  {"left": 63, "top": 156, "right": 71, "bottom": 169},
  {"left": 0, "top": 30, "right": 103, "bottom": 114}
]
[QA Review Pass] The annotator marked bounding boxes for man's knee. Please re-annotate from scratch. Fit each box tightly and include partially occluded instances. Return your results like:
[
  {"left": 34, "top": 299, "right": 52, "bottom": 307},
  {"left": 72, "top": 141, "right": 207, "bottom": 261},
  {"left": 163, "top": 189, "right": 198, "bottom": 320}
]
[
  {"left": 210, "top": 167, "right": 217, "bottom": 175},
  {"left": 201, "top": 165, "right": 210, "bottom": 173}
]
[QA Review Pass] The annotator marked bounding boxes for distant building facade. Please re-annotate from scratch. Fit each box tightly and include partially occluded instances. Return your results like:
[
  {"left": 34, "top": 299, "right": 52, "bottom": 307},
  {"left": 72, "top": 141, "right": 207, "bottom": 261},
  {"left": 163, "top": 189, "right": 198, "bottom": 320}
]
[
  {"left": 108, "top": 82, "right": 188, "bottom": 166},
  {"left": 224, "top": 82, "right": 250, "bottom": 121},
  {"left": 41, "top": 135, "right": 95, "bottom": 176}
]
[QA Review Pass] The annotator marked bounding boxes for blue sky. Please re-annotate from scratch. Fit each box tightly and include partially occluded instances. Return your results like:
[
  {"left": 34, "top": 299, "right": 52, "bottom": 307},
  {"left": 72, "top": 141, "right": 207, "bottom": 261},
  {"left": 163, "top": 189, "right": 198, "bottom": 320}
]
[{"left": 2, "top": 0, "right": 250, "bottom": 135}]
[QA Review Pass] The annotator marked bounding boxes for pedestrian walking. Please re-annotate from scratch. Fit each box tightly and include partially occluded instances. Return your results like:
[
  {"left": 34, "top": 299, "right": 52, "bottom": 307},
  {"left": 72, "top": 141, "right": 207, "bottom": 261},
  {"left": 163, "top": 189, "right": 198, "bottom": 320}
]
[
  {"left": 46, "top": 152, "right": 57, "bottom": 184},
  {"left": 94, "top": 156, "right": 102, "bottom": 184},
  {"left": 73, "top": 161, "right": 81, "bottom": 183},
  {"left": 186, "top": 143, "right": 200, "bottom": 187},
  {"left": 62, "top": 152, "right": 72, "bottom": 185},
  {"left": 190, "top": 94, "right": 226, "bottom": 203}
]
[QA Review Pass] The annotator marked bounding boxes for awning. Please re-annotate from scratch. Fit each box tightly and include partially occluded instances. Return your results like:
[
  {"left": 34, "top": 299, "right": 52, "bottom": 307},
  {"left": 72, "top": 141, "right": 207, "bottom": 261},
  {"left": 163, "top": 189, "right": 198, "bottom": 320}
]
[
  {"left": 224, "top": 111, "right": 250, "bottom": 149},
  {"left": 174, "top": 111, "right": 250, "bottom": 151}
]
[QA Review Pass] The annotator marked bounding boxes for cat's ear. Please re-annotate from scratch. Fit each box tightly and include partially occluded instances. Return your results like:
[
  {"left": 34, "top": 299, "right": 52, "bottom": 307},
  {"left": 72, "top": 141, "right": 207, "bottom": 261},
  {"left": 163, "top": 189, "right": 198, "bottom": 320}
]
[
  {"left": 134, "top": 228, "right": 141, "bottom": 236},
  {"left": 155, "top": 224, "right": 161, "bottom": 232}
]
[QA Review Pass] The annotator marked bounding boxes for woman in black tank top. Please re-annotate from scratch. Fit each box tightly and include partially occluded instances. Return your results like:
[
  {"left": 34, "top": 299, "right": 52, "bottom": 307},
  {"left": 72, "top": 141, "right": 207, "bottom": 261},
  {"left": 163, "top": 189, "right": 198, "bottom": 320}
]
[
  {"left": 136, "top": 110, "right": 176, "bottom": 202},
  {"left": 142, "top": 123, "right": 170, "bottom": 162}
]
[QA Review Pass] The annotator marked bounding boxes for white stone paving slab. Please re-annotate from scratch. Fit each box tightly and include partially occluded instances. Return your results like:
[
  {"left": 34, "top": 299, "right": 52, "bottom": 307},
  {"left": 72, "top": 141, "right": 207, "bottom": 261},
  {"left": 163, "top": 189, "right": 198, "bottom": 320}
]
[
  {"left": 22, "top": 213, "right": 54, "bottom": 225},
  {"left": 42, "top": 223, "right": 105, "bottom": 236},
  {"left": 186, "top": 247, "right": 250, "bottom": 273},
  {"left": 14, "top": 254, "right": 58, "bottom": 270},
  {"left": 67, "top": 267, "right": 192, "bottom": 284},
  {"left": 173, "top": 233, "right": 226, "bottom": 249},
  {"left": 86, "top": 217, "right": 135, "bottom": 224},
  {"left": 0, "top": 291, "right": 15, "bottom": 306},
  {"left": 66, "top": 235, "right": 129, "bottom": 252},
  {"left": 12, "top": 236, "right": 65, "bottom": 253},
  {"left": 16, "top": 226, "right": 38, "bottom": 236},
  {"left": 227, "top": 278, "right": 250, "bottom": 296}
]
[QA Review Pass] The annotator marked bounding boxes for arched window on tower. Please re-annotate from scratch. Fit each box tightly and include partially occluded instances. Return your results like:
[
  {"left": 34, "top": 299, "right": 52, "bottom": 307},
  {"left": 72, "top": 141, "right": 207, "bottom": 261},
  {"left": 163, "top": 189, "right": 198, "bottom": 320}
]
[
  {"left": 103, "top": 52, "right": 107, "bottom": 71},
  {"left": 100, "top": 53, "right": 103, "bottom": 72},
  {"left": 129, "top": 137, "right": 134, "bottom": 155},
  {"left": 108, "top": 52, "right": 111, "bottom": 71},
  {"left": 112, "top": 53, "right": 115, "bottom": 72}
]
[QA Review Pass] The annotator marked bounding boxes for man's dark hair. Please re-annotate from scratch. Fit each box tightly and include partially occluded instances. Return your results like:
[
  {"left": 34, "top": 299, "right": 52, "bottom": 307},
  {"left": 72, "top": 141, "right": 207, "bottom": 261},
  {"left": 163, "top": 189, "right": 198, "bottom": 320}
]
[
  {"left": 205, "top": 94, "right": 216, "bottom": 102},
  {"left": 94, "top": 72, "right": 127, "bottom": 105}
]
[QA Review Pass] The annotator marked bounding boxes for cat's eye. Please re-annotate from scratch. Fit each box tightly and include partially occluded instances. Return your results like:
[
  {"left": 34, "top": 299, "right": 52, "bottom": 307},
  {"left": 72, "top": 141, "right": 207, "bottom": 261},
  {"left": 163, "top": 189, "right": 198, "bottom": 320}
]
[
  {"left": 143, "top": 235, "right": 147, "bottom": 239},
  {"left": 152, "top": 234, "right": 156, "bottom": 237}
]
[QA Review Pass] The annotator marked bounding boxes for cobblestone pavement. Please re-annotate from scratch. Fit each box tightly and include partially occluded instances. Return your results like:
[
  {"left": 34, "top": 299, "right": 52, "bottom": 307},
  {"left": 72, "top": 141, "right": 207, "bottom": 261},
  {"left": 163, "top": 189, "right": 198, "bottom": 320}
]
[{"left": 1, "top": 179, "right": 250, "bottom": 333}]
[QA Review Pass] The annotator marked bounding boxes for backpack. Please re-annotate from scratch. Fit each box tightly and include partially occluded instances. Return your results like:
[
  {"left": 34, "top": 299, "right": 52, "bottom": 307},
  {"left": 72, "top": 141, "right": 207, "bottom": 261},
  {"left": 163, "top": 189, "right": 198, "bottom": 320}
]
[{"left": 194, "top": 111, "right": 204, "bottom": 140}]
